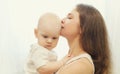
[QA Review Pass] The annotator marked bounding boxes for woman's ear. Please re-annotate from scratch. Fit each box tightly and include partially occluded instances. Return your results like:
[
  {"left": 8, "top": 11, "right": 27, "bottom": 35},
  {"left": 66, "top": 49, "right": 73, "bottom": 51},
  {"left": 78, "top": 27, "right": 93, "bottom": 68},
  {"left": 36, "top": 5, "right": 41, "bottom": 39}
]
[
  {"left": 80, "top": 28, "right": 82, "bottom": 34},
  {"left": 34, "top": 28, "right": 38, "bottom": 38}
]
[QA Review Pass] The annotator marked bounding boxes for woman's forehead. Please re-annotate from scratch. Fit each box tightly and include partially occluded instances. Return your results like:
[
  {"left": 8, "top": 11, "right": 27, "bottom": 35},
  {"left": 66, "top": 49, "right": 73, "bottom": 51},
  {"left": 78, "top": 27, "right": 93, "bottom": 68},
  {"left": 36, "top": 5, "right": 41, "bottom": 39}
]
[{"left": 69, "top": 9, "right": 79, "bottom": 16}]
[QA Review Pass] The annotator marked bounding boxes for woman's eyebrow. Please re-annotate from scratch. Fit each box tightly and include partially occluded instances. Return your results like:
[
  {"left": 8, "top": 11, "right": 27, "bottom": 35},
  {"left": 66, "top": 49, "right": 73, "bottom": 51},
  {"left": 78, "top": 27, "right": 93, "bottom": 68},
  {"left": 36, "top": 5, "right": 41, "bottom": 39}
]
[{"left": 68, "top": 13, "right": 74, "bottom": 18}]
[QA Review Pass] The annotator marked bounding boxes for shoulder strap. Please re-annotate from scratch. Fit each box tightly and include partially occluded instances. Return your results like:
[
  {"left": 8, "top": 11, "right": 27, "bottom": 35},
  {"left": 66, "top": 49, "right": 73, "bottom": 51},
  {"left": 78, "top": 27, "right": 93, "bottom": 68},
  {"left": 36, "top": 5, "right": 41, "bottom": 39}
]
[{"left": 66, "top": 53, "right": 93, "bottom": 64}]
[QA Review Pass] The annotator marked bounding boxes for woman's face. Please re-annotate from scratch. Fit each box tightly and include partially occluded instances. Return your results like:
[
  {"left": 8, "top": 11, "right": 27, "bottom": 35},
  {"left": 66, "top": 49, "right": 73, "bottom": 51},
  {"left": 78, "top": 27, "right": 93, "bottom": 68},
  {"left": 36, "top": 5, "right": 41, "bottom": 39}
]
[{"left": 61, "top": 9, "right": 80, "bottom": 39}]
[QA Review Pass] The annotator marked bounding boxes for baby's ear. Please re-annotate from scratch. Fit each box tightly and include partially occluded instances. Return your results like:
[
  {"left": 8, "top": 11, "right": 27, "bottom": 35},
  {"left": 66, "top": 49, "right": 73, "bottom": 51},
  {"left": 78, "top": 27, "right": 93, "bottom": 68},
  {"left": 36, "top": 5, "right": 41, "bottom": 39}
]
[{"left": 34, "top": 28, "right": 38, "bottom": 38}]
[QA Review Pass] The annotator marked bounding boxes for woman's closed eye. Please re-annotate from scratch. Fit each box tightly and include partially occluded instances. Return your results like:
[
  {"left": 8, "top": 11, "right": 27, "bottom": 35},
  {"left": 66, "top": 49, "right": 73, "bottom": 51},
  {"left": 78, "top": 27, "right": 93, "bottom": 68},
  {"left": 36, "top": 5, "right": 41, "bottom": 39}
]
[
  {"left": 68, "top": 16, "right": 72, "bottom": 19},
  {"left": 67, "top": 15, "right": 72, "bottom": 19},
  {"left": 67, "top": 13, "right": 73, "bottom": 19}
]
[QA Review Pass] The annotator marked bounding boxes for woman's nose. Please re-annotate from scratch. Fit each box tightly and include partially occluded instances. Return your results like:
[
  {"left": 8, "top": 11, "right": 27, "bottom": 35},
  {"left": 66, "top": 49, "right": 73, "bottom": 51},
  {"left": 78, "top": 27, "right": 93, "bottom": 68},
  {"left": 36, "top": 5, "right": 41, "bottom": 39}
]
[{"left": 61, "top": 19, "right": 65, "bottom": 24}]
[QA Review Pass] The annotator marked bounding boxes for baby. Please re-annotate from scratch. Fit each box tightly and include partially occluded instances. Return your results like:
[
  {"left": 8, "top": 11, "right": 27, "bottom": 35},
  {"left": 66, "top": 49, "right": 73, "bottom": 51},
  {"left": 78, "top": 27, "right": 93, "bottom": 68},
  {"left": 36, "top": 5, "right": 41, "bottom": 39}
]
[{"left": 24, "top": 13, "right": 70, "bottom": 74}]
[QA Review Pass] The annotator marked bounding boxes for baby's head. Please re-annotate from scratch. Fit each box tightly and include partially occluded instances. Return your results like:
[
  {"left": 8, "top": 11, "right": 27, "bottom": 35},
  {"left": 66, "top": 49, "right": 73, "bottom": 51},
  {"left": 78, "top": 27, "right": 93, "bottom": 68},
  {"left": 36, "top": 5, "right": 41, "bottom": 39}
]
[{"left": 34, "top": 12, "right": 61, "bottom": 50}]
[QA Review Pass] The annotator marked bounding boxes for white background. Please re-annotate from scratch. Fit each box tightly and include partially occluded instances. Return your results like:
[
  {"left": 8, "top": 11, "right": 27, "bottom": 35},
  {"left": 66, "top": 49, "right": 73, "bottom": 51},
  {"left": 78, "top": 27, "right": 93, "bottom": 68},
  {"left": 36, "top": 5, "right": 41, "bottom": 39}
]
[{"left": 0, "top": 0, "right": 120, "bottom": 74}]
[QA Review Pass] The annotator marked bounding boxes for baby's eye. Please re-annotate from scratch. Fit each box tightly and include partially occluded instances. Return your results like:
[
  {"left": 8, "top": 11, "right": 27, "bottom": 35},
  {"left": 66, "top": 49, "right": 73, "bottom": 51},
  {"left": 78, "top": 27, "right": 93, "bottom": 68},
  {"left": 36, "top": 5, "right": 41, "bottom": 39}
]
[
  {"left": 43, "top": 35, "right": 48, "bottom": 38},
  {"left": 52, "top": 37, "right": 58, "bottom": 40}
]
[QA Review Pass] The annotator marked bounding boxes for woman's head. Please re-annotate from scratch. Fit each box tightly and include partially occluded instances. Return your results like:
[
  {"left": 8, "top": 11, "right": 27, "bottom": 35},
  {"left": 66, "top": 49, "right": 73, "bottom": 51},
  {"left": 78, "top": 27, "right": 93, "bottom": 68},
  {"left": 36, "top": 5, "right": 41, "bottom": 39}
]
[
  {"left": 61, "top": 9, "right": 81, "bottom": 40},
  {"left": 61, "top": 4, "right": 111, "bottom": 74}
]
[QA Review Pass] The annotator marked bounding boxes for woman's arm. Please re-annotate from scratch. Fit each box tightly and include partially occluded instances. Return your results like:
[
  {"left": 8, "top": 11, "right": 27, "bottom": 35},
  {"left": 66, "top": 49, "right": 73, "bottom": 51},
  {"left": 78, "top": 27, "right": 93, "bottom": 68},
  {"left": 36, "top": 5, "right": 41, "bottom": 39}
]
[
  {"left": 37, "top": 60, "right": 63, "bottom": 74},
  {"left": 37, "top": 55, "right": 71, "bottom": 74}
]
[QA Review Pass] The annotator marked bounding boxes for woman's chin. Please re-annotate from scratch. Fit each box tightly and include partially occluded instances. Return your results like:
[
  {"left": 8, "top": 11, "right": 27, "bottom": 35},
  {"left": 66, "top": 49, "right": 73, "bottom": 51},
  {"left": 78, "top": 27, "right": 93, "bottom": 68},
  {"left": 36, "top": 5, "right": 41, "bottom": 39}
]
[{"left": 60, "top": 30, "right": 64, "bottom": 36}]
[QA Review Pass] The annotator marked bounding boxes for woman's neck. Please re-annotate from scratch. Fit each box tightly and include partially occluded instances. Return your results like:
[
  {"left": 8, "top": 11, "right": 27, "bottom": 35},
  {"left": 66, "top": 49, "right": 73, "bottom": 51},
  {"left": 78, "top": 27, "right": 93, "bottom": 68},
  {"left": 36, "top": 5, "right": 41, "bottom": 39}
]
[{"left": 67, "top": 36, "right": 86, "bottom": 57}]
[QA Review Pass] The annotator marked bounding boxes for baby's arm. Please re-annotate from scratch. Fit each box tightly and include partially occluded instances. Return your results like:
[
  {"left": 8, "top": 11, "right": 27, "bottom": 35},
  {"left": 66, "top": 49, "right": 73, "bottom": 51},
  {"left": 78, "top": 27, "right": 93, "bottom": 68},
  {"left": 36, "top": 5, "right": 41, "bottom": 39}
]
[{"left": 37, "top": 55, "right": 71, "bottom": 74}]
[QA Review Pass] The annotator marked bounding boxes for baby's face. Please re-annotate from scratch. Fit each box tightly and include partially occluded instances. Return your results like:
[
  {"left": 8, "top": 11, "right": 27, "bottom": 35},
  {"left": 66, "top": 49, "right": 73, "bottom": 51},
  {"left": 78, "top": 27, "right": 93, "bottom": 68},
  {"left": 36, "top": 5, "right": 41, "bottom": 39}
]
[
  {"left": 36, "top": 26, "right": 60, "bottom": 50},
  {"left": 37, "top": 28, "right": 59, "bottom": 50},
  {"left": 35, "top": 13, "right": 61, "bottom": 50}
]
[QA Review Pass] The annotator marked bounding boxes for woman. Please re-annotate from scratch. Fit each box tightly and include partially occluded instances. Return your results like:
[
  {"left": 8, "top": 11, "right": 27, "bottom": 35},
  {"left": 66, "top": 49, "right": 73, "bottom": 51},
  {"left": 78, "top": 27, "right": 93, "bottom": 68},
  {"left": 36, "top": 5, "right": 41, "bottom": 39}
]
[{"left": 57, "top": 4, "right": 111, "bottom": 74}]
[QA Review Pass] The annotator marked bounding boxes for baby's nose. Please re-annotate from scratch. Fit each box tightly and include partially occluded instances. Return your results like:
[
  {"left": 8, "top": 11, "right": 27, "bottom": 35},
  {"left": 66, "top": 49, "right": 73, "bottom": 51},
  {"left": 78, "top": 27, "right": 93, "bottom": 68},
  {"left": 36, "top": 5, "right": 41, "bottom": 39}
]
[{"left": 47, "top": 38, "right": 52, "bottom": 43}]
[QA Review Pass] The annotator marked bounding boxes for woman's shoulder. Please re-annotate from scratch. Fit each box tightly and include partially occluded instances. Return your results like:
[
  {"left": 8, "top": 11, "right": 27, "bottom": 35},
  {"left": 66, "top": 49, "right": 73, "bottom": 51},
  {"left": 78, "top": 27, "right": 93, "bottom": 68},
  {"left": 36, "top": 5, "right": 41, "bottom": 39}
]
[
  {"left": 57, "top": 54, "right": 94, "bottom": 74},
  {"left": 66, "top": 58, "right": 93, "bottom": 74}
]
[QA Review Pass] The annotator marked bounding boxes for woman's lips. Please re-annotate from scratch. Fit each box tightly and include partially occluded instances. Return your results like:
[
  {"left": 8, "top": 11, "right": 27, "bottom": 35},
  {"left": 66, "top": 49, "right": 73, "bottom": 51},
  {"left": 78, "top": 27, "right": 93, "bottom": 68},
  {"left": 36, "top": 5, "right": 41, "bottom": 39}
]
[{"left": 61, "top": 26, "right": 64, "bottom": 29}]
